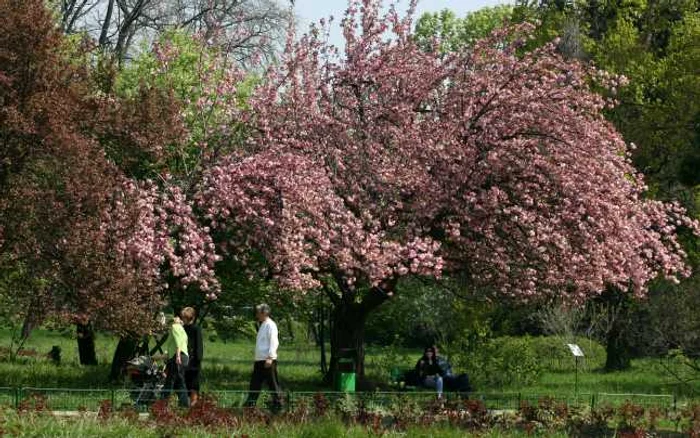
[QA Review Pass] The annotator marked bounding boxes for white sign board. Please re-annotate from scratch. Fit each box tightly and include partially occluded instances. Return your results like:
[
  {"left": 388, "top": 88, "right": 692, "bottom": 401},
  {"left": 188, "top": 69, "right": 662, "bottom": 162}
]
[{"left": 567, "top": 343, "right": 584, "bottom": 357}]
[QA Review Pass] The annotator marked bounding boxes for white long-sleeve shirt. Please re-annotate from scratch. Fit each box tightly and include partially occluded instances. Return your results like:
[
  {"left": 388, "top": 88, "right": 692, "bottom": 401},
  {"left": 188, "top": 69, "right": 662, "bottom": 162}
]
[{"left": 255, "top": 318, "right": 279, "bottom": 361}]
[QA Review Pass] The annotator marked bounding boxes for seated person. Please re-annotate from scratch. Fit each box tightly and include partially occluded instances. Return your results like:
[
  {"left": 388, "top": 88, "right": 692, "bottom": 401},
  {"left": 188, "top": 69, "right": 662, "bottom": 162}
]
[
  {"left": 415, "top": 346, "right": 445, "bottom": 398},
  {"left": 433, "top": 345, "right": 454, "bottom": 377},
  {"left": 433, "top": 345, "right": 471, "bottom": 393}
]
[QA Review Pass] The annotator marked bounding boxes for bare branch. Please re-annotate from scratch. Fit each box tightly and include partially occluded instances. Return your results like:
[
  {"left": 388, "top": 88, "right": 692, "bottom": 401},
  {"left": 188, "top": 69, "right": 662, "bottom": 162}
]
[{"left": 57, "top": 0, "right": 290, "bottom": 64}]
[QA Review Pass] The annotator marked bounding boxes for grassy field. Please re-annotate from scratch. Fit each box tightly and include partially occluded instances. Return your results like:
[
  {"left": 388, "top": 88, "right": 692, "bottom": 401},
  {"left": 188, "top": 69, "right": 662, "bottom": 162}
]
[
  {"left": 0, "top": 329, "right": 698, "bottom": 436},
  {"left": 0, "top": 328, "right": 698, "bottom": 402}
]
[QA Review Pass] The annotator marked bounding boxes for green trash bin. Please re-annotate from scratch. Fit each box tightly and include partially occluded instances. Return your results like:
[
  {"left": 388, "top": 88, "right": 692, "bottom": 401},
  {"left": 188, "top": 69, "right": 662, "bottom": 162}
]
[{"left": 335, "top": 349, "right": 357, "bottom": 392}]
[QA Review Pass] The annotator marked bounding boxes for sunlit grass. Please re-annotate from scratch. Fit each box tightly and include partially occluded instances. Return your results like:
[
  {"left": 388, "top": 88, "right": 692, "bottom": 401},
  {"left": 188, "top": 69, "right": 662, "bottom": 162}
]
[{"left": 0, "top": 328, "right": 698, "bottom": 405}]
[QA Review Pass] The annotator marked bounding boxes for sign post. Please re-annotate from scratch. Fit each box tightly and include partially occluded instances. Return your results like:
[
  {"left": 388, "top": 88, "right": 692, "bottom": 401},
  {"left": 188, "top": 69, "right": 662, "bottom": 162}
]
[{"left": 567, "top": 343, "right": 584, "bottom": 396}]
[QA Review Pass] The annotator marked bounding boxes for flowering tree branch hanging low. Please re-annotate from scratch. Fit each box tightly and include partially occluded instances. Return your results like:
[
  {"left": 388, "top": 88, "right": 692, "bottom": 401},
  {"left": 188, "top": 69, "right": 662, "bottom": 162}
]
[{"left": 197, "top": 0, "right": 700, "bottom": 377}]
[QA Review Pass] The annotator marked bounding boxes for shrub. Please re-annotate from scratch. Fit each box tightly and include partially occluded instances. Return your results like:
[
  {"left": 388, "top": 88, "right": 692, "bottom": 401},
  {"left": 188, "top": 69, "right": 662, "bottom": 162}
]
[
  {"left": 450, "top": 336, "right": 543, "bottom": 388},
  {"left": 209, "top": 316, "right": 257, "bottom": 342},
  {"left": 366, "top": 335, "right": 411, "bottom": 382},
  {"left": 444, "top": 335, "right": 606, "bottom": 388},
  {"left": 528, "top": 336, "right": 606, "bottom": 371},
  {"left": 682, "top": 404, "right": 700, "bottom": 437}
]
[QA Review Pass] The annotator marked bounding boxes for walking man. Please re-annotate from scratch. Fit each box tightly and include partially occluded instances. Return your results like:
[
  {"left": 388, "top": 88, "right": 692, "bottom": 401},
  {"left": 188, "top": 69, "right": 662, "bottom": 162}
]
[{"left": 245, "top": 303, "right": 283, "bottom": 410}]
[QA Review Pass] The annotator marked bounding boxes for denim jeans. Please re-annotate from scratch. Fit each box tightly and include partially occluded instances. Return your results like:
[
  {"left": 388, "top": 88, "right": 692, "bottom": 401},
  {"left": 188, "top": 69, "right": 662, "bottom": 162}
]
[{"left": 423, "top": 375, "right": 443, "bottom": 396}]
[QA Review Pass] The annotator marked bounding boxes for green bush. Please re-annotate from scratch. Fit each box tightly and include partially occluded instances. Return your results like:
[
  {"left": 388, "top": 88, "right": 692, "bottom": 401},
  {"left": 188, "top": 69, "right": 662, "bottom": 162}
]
[
  {"left": 209, "top": 315, "right": 257, "bottom": 342},
  {"left": 528, "top": 336, "right": 606, "bottom": 371},
  {"left": 366, "top": 335, "right": 412, "bottom": 382},
  {"left": 455, "top": 336, "right": 543, "bottom": 388},
  {"left": 445, "top": 335, "right": 607, "bottom": 389}
]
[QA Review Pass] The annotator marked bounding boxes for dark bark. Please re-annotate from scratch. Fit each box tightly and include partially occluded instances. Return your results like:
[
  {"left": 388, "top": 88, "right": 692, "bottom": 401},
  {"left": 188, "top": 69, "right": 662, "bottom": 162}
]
[
  {"left": 605, "top": 320, "right": 632, "bottom": 371},
  {"left": 286, "top": 318, "right": 295, "bottom": 342},
  {"left": 61, "top": 0, "right": 99, "bottom": 34},
  {"left": 318, "top": 305, "right": 327, "bottom": 375},
  {"left": 76, "top": 322, "right": 98, "bottom": 365},
  {"left": 601, "top": 288, "right": 633, "bottom": 371},
  {"left": 20, "top": 315, "right": 34, "bottom": 341},
  {"left": 98, "top": 0, "right": 115, "bottom": 47},
  {"left": 328, "top": 302, "right": 368, "bottom": 379},
  {"left": 109, "top": 336, "right": 140, "bottom": 381},
  {"left": 324, "top": 277, "right": 394, "bottom": 385},
  {"left": 114, "top": 0, "right": 148, "bottom": 62}
]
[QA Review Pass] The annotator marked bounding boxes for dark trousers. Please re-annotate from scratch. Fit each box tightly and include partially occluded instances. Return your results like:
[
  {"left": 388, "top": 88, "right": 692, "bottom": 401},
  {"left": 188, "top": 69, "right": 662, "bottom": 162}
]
[
  {"left": 245, "top": 360, "right": 282, "bottom": 408},
  {"left": 185, "top": 367, "right": 201, "bottom": 392},
  {"left": 161, "top": 353, "right": 189, "bottom": 407}
]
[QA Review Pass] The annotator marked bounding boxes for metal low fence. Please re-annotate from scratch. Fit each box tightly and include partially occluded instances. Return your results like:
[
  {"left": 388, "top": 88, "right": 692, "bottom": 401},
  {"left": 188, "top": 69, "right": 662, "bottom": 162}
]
[
  {"left": 2, "top": 388, "right": 684, "bottom": 412},
  {"left": 594, "top": 393, "right": 675, "bottom": 410},
  {"left": 476, "top": 392, "right": 675, "bottom": 411},
  {"left": 0, "top": 387, "right": 16, "bottom": 408}
]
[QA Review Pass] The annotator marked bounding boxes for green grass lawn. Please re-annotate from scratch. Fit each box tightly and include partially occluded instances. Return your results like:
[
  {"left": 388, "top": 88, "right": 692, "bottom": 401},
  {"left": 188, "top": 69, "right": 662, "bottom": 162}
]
[
  {"left": 0, "top": 328, "right": 698, "bottom": 404},
  {"left": 0, "top": 329, "right": 698, "bottom": 436}
]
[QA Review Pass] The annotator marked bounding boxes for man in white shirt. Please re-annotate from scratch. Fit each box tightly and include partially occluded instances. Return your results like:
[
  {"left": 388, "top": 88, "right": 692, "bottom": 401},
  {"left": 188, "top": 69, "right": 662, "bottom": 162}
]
[{"left": 245, "top": 303, "right": 283, "bottom": 409}]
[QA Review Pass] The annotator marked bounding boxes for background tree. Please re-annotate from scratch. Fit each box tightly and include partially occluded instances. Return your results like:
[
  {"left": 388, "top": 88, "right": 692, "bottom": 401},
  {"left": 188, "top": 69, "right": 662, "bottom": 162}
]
[
  {"left": 51, "top": 0, "right": 291, "bottom": 63},
  {"left": 414, "top": 5, "right": 513, "bottom": 53},
  {"left": 510, "top": 0, "right": 700, "bottom": 207},
  {"left": 0, "top": 0, "right": 157, "bottom": 359},
  {"left": 0, "top": 0, "right": 222, "bottom": 368},
  {"left": 417, "top": 0, "right": 700, "bottom": 371},
  {"left": 523, "top": 0, "right": 700, "bottom": 370}
]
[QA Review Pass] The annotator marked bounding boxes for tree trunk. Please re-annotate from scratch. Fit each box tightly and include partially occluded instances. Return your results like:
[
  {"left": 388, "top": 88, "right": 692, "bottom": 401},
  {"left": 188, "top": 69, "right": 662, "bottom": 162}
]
[
  {"left": 109, "top": 336, "right": 140, "bottom": 381},
  {"left": 605, "top": 321, "right": 631, "bottom": 371},
  {"left": 98, "top": 0, "right": 115, "bottom": 47},
  {"left": 601, "top": 287, "right": 632, "bottom": 371},
  {"left": 20, "top": 316, "right": 34, "bottom": 340},
  {"left": 318, "top": 305, "right": 327, "bottom": 375},
  {"left": 328, "top": 301, "right": 369, "bottom": 380},
  {"left": 286, "top": 318, "right": 295, "bottom": 342},
  {"left": 76, "top": 323, "right": 98, "bottom": 366},
  {"left": 323, "top": 278, "right": 393, "bottom": 386}
]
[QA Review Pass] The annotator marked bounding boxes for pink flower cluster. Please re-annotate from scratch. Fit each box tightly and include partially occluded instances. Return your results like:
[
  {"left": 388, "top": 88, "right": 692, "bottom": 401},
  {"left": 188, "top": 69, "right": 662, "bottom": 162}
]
[
  {"left": 104, "top": 179, "right": 221, "bottom": 300},
  {"left": 198, "top": 151, "right": 442, "bottom": 290},
  {"left": 196, "top": 0, "right": 698, "bottom": 299}
]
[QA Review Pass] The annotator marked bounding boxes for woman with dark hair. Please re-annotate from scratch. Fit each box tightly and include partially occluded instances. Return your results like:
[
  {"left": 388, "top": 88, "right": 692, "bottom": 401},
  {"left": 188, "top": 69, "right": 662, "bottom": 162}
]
[
  {"left": 180, "top": 307, "right": 203, "bottom": 406},
  {"left": 415, "top": 346, "right": 444, "bottom": 398}
]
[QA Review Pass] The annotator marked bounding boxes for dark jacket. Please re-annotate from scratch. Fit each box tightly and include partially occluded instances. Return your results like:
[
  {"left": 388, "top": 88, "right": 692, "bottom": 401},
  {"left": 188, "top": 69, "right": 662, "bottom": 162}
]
[
  {"left": 415, "top": 355, "right": 453, "bottom": 378},
  {"left": 415, "top": 358, "right": 443, "bottom": 378},
  {"left": 436, "top": 356, "right": 454, "bottom": 377},
  {"left": 183, "top": 324, "right": 203, "bottom": 369}
]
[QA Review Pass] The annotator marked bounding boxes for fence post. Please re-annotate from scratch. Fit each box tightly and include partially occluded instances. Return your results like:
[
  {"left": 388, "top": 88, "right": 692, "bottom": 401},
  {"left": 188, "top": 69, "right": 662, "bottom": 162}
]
[
  {"left": 14, "top": 387, "right": 19, "bottom": 409},
  {"left": 673, "top": 394, "right": 677, "bottom": 412},
  {"left": 286, "top": 391, "right": 292, "bottom": 410},
  {"left": 591, "top": 393, "right": 596, "bottom": 410},
  {"left": 111, "top": 389, "right": 115, "bottom": 406}
]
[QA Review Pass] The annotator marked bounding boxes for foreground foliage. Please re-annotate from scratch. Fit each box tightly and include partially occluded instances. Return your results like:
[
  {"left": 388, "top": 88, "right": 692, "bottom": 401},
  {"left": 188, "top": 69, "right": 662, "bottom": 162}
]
[
  {"left": 3, "top": 392, "right": 700, "bottom": 437},
  {"left": 2, "top": 0, "right": 700, "bottom": 387}
]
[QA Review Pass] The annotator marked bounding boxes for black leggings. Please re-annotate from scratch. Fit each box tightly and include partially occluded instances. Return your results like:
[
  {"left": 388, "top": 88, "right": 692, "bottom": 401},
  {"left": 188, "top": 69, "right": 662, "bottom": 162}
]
[{"left": 161, "top": 353, "right": 189, "bottom": 407}]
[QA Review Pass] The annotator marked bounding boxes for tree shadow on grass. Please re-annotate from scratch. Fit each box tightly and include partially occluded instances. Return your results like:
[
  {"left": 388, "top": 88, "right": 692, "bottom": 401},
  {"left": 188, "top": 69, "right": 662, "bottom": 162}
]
[{"left": 0, "top": 360, "right": 115, "bottom": 388}]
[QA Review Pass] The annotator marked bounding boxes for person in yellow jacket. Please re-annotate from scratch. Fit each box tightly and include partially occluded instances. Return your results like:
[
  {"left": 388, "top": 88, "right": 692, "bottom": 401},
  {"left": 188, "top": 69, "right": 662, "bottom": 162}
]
[{"left": 161, "top": 316, "right": 189, "bottom": 407}]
